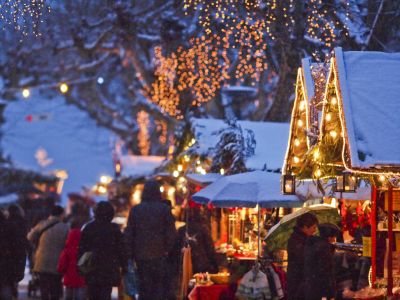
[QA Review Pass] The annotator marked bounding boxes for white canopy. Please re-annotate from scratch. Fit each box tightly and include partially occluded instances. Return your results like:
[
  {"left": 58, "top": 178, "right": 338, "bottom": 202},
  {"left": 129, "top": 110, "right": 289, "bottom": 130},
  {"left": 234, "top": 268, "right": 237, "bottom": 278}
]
[{"left": 192, "top": 171, "right": 302, "bottom": 208}]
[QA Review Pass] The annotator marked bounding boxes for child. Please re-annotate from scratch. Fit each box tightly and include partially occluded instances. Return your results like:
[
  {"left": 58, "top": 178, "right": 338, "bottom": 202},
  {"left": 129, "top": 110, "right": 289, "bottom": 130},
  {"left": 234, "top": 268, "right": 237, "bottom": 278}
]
[{"left": 58, "top": 229, "right": 86, "bottom": 300}]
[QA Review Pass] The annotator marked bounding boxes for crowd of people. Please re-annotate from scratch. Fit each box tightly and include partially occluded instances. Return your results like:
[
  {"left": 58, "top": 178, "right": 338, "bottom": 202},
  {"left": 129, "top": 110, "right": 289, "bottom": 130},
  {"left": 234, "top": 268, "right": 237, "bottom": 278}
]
[
  {"left": 0, "top": 179, "right": 219, "bottom": 300},
  {"left": 0, "top": 180, "right": 366, "bottom": 300}
]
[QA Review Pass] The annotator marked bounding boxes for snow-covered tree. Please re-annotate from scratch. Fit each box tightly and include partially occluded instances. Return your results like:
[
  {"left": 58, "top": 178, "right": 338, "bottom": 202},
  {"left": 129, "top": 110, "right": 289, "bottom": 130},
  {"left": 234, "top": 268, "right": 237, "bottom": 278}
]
[
  {"left": 210, "top": 119, "right": 256, "bottom": 175},
  {"left": 0, "top": 0, "right": 398, "bottom": 154}
]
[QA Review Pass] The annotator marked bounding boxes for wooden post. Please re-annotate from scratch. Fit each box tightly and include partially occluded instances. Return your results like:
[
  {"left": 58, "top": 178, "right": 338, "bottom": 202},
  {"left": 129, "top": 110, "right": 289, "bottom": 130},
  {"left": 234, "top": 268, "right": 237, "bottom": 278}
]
[
  {"left": 388, "top": 186, "right": 394, "bottom": 296},
  {"left": 371, "top": 185, "right": 377, "bottom": 284}
]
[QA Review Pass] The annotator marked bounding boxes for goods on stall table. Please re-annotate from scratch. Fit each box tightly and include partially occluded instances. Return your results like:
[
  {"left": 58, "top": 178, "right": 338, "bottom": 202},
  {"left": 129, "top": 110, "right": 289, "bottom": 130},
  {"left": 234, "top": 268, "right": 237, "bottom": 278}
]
[{"left": 342, "top": 287, "right": 385, "bottom": 300}]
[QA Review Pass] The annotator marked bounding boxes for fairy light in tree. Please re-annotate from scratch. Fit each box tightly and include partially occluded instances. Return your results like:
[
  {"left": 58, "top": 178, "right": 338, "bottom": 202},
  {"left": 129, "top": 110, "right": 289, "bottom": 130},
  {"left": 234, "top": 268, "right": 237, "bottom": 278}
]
[
  {"left": 0, "top": 0, "right": 51, "bottom": 37},
  {"left": 137, "top": 110, "right": 150, "bottom": 155},
  {"left": 155, "top": 120, "right": 168, "bottom": 145}
]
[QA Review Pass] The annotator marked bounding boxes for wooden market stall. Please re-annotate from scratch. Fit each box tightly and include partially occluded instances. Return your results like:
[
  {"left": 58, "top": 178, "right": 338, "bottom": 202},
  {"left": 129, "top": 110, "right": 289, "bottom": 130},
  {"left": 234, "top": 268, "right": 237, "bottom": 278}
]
[
  {"left": 178, "top": 119, "right": 292, "bottom": 257},
  {"left": 283, "top": 47, "right": 400, "bottom": 297}
]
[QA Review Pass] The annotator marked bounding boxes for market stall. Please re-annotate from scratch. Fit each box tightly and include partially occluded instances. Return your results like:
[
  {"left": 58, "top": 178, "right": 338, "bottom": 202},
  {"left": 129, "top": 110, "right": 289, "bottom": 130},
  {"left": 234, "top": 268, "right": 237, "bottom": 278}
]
[
  {"left": 282, "top": 47, "right": 400, "bottom": 297},
  {"left": 187, "top": 170, "right": 303, "bottom": 299}
]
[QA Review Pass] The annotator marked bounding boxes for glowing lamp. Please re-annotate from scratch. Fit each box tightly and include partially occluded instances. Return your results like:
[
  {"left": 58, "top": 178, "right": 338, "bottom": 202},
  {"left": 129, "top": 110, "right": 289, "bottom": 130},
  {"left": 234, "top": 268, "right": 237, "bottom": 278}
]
[
  {"left": 115, "top": 160, "right": 121, "bottom": 178},
  {"left": 282, "top": 174, "right": 296, "bottom": 195},
  {"left": 334, "top": 171, "right": 357, "bottom": 193}
]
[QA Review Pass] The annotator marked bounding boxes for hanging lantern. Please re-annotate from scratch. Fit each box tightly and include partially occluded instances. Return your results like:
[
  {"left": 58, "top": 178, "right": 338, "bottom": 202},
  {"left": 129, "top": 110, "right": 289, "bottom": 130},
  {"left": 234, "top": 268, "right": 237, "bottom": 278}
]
[
  {"left": 334, "top": 171, "right": 357, "bottom": 193},
  {"left": 115, "top": 159, "right": 122, "bottom": 178},
  {"left": 282, "top": 174, "right": 296, "bottom": 195}
]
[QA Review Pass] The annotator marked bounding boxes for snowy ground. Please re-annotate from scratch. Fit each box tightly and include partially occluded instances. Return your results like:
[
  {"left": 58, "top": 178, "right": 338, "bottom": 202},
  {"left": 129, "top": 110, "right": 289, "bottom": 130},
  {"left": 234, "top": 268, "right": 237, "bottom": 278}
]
[{"left": 2, "top": 95, "right": 115, "bottom": 204}]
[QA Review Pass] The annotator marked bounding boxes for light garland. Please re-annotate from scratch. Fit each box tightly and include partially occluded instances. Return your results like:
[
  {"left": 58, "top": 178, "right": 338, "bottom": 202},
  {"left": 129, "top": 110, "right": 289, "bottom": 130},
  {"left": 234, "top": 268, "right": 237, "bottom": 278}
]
[
  {"left": 0, "top": 0, "right": 51, "bottom": 37},
  {"left": 137, "top": 110, "right": 150, "bottom": 156},
  {"left": 282, "top": 68, "right": 313, "bottom": 177}
]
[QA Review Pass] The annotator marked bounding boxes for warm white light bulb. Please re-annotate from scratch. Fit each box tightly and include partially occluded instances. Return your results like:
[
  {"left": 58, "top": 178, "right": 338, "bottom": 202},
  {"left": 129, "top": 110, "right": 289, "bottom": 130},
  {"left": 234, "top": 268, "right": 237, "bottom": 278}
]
[
  {"left": 297, "top": 119, "right": 304, "bottom": 128},
  {"left": 325, "top": 113, "right": 331, "bottom": 122},
  {"left": 22, "top": 88, "right": 30, "bottom": 98},
  {"left": 330, "top": 130, "right": 338, "bottom": 138},
  {"left": 60, "top": 83, "right": 69, "bottom": 94}
]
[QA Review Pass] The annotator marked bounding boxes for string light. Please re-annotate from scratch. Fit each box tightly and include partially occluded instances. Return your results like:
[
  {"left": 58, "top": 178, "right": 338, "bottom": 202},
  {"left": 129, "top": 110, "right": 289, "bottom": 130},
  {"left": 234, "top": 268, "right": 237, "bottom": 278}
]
[
  {"left": 22, "top": 88, "right": 30, "bottom": 98},
  {"left": 329, "top": 130, "right": 337, "bottom": 138},
  {"left": 59, "top": 83, "right": 69, "bottom": 94},
  {"left": 325, "top": 113, "right": 332, "bottom": 122},
  {"left": 137, "top": 110, "right": 150, "bottom": 155},
  {"left": 297, "top": 119, "right": 304, "bottom": 128}
]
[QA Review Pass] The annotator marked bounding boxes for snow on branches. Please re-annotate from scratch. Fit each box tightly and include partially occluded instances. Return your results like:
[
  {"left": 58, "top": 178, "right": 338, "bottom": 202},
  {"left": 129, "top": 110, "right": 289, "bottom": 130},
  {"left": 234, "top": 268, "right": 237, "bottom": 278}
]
[{"left": 211, "top": 119, "right": 256, "bottom": 175}]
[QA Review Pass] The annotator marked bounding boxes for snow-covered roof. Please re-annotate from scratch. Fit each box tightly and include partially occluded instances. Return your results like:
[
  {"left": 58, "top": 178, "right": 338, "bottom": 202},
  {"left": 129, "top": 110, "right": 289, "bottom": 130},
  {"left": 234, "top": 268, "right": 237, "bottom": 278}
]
[
  {"left": 335, "top": 48, "right": 400, "bottom": 168},
  {"left": 191, "top": 118, "right": 290, "bottom": 171},
  {"left": 186, "top": 173, "right": 222, "bottom": 186},
  {"left": 301, "top": 58, "right": 315, "bottom": 102},
  {"left": 120, "top": 155, "right": 166, "bottom": 177}
]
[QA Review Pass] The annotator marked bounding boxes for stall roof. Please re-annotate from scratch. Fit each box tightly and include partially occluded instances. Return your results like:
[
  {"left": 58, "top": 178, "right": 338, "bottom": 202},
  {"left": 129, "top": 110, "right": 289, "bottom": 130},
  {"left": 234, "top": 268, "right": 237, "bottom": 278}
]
[
  {"left": 191, "top": 118, "right": 289, "bottom": 171},
  {"left": 186, "top": 173, "right": 222, "bottom": 187},
  {"left": 120, "top": 155, "right": 166, "bottom": 177},
  {"left": 335, "top": 48, "right": 400, "bottom": 169}
]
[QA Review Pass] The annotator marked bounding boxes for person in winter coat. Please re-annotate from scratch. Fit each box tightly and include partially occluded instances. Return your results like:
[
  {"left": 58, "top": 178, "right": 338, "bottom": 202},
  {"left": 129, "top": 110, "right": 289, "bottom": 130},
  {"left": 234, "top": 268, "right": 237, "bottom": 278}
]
[
  {"left": 304, "top": 223, "right": 339, "bottom": 300},
  {"left": 7, "top": 204, "right": 29, "bottom": 298},
  {"left": 78, "top": 201, "right": 126, "bottom": 300},
  {"left": 124, "top": 180, "right": 177, "bottom": 300},
  {"left": 174, "top": 208, "right": 218, "bottom": 274},
  {"left": 286, "top": 212, "right": 318, "bottom": 300},
  {"left": 27, "top": 205, "right": 69, "bottom": 300},
  {"left": 0, "top": 209, "right": 15, "bottom": 300},
  {"left": 58, "top": 229, "right": 86, "bottom": 300}
]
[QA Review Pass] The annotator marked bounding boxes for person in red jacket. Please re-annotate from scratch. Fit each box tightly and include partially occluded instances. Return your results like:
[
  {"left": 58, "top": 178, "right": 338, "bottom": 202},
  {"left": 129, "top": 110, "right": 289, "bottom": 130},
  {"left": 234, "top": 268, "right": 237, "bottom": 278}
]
[{"left": 58, "top": 229, "right": 86, "bottom": 300}]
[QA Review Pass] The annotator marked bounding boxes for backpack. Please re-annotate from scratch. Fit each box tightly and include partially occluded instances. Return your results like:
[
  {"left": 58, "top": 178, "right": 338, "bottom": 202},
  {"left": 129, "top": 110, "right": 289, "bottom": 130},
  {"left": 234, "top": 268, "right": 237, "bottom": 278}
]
[{"left": 77, "top": 251, "right": 95, "bottom": 275}]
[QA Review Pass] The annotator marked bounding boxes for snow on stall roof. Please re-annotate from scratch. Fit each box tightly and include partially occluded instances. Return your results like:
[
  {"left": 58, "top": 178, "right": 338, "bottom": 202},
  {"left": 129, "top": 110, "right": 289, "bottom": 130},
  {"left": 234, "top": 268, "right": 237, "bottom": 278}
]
[
  {"left": 191, "top": 118, "right": 290, "bottom": 171},
  {"left": 120, "top": 155, "right": 165, "bottom": 177},
  {"left": 301, "top": 58, "right": 315, "bottom": 102},
  {"left": 335, "top": 48, "right": 400, "bottom": 168},
  {"left": 186, "top": 173, "right": 222, "bottom": 186}
]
